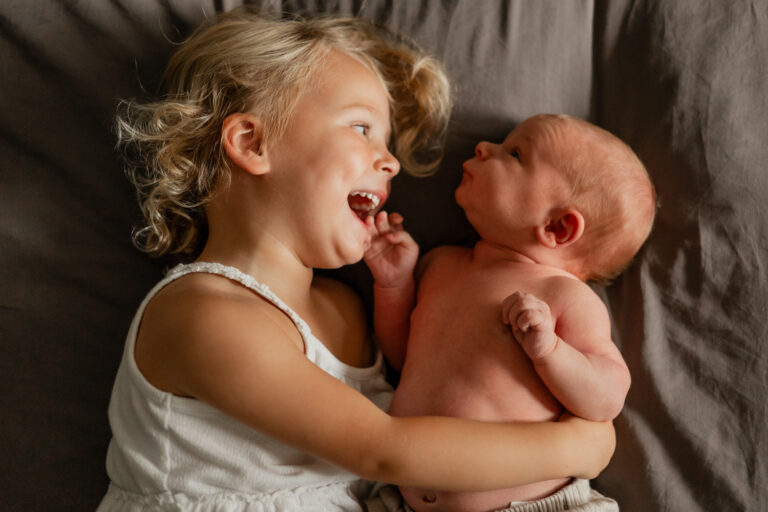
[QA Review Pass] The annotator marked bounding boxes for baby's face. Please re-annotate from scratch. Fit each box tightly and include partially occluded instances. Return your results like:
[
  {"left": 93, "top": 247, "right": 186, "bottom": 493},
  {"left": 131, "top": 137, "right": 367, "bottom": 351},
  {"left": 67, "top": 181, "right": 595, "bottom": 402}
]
[{"left": 455, "top": 117, "right": 573, "bottom": 244}]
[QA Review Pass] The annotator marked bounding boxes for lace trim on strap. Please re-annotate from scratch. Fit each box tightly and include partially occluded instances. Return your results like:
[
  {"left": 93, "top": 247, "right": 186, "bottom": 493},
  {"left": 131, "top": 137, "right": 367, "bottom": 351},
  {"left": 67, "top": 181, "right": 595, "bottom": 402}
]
[{"left": 166, "top": 262, "right": 313, "bottom": 342}]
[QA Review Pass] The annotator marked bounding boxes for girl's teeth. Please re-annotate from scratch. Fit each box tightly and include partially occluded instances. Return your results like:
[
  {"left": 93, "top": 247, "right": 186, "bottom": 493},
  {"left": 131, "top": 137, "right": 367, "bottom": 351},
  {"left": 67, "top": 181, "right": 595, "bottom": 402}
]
[
  {"left": 349, "top": 191, "right": 380, "bottom": 209},
  {"left": 348, "top": 192, "right": 381, "bottom": 221}
]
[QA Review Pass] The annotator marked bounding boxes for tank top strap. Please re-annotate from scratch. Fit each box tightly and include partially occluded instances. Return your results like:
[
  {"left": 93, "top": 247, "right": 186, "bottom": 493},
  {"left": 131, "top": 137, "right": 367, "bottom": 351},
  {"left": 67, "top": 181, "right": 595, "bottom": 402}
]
[{"left": 166, "top": 261, "right": 317, "bottom": 355}]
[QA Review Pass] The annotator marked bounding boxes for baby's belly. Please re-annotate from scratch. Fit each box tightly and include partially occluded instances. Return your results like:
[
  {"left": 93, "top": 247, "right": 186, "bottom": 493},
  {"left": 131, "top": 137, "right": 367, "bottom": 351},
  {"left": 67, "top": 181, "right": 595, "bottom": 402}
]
[
  {"left": 389, "top": 317, "right": 568, "bottom": 510},
  {"left": 398, "top": 483, "right": 571, "bottom": 512},
  {"left": 390, "top": 333, "right": 562, "bottom": 423}
]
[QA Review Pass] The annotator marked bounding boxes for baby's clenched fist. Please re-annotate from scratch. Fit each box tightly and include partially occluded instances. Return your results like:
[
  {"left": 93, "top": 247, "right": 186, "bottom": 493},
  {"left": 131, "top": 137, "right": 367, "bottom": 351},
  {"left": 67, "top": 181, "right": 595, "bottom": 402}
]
[{"left": 502, "top": 291, "right": 559, "bottom": 362}]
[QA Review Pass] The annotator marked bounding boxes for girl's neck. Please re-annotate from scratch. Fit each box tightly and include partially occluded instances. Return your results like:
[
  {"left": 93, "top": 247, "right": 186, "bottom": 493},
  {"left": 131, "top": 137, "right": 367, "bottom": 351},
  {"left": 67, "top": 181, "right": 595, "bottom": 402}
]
[{"left": 196, "top": 229, "right": 315, "bottom": 304}]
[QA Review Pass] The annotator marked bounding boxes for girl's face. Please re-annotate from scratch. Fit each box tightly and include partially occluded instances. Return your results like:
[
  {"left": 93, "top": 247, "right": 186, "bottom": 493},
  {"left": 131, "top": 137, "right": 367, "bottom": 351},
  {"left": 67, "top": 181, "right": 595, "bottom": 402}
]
[{"left": 267, "top": 49, "right": 399, "bottom": 268}]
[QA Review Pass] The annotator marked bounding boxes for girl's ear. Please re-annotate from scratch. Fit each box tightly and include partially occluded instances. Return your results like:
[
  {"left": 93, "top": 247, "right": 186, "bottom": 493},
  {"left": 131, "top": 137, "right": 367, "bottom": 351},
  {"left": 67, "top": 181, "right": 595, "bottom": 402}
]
[
  {"left": 221, "top": 113, "right": 270, "bottom": 176},
  {"left": 536, "top": 208, "right": 585, "bottom": 249}
]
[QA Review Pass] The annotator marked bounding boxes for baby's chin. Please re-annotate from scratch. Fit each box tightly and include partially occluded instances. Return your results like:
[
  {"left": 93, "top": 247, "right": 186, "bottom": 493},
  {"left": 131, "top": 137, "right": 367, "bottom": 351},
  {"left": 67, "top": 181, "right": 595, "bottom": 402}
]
[{"left": 454, "top": 185, "right": 468, "bottom": 208}]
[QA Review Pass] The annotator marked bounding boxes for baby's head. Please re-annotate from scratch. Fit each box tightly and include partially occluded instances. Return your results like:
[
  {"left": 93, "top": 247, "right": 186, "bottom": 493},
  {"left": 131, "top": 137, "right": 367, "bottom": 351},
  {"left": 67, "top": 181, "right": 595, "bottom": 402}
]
[
  {"left": 526, "top": 114, "right": 656, "bottom": 282},
  {"left": 118, "top": 7, "right": 451, "bottom": 259},
  {"left": 458, "top": 114, "right": 656, "bottom": 282}
]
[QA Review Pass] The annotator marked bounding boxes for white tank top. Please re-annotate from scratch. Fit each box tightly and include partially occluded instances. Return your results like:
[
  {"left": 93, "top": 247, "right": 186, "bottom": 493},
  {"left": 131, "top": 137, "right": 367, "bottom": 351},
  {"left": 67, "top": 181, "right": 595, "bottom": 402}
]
[{"left": 98, "top": 262, "right": 393, "bottom": 511}]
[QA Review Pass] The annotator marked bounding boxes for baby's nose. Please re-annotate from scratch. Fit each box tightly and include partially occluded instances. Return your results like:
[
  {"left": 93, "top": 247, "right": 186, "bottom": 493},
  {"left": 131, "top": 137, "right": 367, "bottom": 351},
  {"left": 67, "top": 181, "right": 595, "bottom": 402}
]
[{"left": 475, "top": 141, "right": 492, "bottom": 160}]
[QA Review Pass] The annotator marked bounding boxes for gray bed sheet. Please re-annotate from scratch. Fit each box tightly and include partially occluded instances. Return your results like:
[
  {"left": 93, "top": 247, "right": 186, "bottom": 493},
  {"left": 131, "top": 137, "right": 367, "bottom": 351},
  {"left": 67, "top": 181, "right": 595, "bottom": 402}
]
[{"left": 1, "top": 1, "right": 766, "bottom": 510}]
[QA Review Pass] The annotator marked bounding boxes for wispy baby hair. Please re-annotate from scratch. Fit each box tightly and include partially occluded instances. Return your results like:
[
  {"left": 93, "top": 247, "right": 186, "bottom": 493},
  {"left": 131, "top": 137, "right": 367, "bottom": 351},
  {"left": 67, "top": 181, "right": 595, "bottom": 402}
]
[
  {"left": 535, "top": 114, "right": 657, "bottom": 283},
  {"left": 116, "top": 6, "right": 452, "bottom": 260}
]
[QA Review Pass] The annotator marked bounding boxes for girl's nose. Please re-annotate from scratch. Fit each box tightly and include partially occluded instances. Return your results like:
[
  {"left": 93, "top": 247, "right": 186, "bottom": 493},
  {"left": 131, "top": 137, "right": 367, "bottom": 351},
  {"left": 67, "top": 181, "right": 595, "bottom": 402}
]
[
  {"left": 475, "top": 141, "right": 493, "bottom": 160},
  {"left": 377, "top": 148, "right": 400, "bottom": 176}
]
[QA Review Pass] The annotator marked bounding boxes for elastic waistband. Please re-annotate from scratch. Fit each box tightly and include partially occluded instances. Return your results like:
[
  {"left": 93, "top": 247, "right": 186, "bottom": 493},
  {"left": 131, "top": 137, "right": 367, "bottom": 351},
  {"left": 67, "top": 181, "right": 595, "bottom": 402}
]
[{"left": 505, "top": 479, "right": 618, "bottom": 512}]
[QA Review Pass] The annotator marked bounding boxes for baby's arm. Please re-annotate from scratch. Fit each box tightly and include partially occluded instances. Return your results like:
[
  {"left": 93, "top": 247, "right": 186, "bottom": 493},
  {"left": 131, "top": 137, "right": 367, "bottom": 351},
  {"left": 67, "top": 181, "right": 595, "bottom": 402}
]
[
  {"left": 156, "top": 290, "right": 614, "bottom": 491},
  {"left": 502, "top": 282, "right": 631, "bottom": 421},
  {"left": 363, "top": 211, "right": 418, "bottom": 370}
]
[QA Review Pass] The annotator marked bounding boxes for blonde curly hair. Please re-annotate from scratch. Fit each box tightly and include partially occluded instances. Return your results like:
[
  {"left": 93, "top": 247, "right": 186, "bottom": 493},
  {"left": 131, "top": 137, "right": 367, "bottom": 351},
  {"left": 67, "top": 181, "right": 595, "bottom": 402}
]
[{"left": 116, "top": 7, "right": 452, "bottom": 260}]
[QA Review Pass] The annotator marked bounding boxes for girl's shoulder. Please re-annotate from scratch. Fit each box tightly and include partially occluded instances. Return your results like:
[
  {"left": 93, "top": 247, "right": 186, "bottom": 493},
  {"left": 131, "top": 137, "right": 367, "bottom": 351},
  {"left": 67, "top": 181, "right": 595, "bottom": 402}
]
[
  {"left": 135, "top": 272, "right": 305, "bottom": 396},
  {"left": 149, "top": 271, "right": 303, "bottom": 334},
  {"left": 311, "top": 275, "right": 367, "bottom": 313},
  {"left": 309, "top": 276, "right": 372, "bottom": 367},
  {"left": 310, "top": 275, "right": 368, "bottom": 336}
]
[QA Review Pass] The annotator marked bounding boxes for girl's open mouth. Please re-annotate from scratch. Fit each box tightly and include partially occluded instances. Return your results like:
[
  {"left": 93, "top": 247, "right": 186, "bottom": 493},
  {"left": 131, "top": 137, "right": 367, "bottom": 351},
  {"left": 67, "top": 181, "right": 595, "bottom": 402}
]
[{"left": 348, "top": 191, "right": 382, "bottom": 221}]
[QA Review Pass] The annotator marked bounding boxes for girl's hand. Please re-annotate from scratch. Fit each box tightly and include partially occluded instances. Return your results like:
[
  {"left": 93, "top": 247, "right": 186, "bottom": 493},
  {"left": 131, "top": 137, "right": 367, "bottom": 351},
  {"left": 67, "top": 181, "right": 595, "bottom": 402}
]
[
  {"left": 556, "top": 412, "right": 616, "bottom": 479},
  {"left": 502, "top": 291, "right": 558, "bottom": 362},
  {"left": 364, "top": 211, "right": 419, "bottom": 288}
]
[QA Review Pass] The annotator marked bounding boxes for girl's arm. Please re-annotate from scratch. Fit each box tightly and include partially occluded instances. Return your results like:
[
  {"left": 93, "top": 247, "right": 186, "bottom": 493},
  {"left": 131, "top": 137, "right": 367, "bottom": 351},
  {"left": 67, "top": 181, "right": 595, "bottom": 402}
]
[
  {"left": 364, "top": 211, "right": 419, "bottom": 370},
  {"left": 148, "top": 289, "right": 615, "bottom": 492},
  {"left": 503, "top": 280, "right": 631, "bottom": 421}
]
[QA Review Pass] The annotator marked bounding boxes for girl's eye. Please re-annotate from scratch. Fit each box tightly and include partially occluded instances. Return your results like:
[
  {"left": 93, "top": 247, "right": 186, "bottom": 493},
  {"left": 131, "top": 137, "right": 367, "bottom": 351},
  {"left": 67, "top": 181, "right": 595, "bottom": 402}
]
[
  {"left": 353, "top": 124, "right": 369, "bottom": 137},
  {"left": 510, "top": 148, "right": 521, "bottom": 160}
]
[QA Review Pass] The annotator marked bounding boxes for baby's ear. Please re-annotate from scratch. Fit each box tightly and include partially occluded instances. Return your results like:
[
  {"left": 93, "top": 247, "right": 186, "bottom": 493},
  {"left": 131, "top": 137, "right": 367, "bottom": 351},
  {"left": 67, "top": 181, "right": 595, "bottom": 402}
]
[
  {"left": 221, "top": 113, "right": 270, "bottom": 176},
  {"left": 536, "top": 208, "right": 585, "bottom": 249}
]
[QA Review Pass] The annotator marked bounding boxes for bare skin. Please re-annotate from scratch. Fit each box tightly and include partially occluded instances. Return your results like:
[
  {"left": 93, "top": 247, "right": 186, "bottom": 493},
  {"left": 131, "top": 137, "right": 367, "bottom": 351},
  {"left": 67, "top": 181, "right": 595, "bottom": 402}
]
[
  {"left": 134, "top": 58, "right": 615, "bottom": 499},
  {"left": 387, "top": 243, "right": 627, "bottom": 510},
  {"left": 366, "top": 116, "right": 637, "bottom": 511}
]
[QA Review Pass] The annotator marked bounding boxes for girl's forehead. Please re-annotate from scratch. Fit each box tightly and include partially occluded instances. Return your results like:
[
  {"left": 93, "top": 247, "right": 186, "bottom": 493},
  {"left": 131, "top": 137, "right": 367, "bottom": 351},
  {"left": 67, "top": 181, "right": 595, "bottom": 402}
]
[
  {"left": 296, "top": 50, "right": 391, "bottom": 123},
  {"left": 319, "top": 50, "right": 386, "bottom": 94}
]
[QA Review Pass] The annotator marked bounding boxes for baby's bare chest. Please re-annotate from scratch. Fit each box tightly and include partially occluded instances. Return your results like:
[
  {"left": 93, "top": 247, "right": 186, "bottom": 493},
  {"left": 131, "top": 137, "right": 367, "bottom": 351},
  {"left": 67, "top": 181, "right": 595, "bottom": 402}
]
[
  {"left": 391, "top": 262, "right": 562, "bottom": 421},
  {"left": 410, "top": 268, "right": 516, "bottom": 352}
]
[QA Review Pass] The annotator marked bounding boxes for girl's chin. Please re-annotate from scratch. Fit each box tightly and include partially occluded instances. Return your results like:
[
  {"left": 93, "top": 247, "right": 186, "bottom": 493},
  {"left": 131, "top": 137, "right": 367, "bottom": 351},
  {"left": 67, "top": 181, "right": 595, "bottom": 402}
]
[
  {"left": 316, "top": 217, "right": 371, "bottom": 268},
  {"left": 316, "top": 241, "right": 367, "bottom": 270}
]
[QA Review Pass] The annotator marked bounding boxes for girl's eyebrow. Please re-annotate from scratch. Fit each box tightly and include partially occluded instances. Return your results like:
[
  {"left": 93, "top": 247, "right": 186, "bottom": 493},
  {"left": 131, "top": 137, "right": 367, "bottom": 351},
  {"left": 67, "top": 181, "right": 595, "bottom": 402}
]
[
  {"left": 342, "top": 103, "right": 391, "bottom": 139},
  {"left": 342, "top": 103, "right": 384, "bottom": 115}
]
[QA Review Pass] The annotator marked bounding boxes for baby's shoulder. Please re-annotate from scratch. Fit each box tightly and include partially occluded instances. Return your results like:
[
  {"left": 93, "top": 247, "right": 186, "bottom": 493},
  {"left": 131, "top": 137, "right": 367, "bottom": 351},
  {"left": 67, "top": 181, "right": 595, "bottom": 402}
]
[
  {"left": 538, "top": 273, "right": 608, "bottom": 320},
  {"left": 538, "top": 272, "right": 599, "bottom": 304},
  {"left": 424, "top": 245, "right": 470, "bottom": 260},
  {"left": 540, "top": 271, "right": 589, "bottom": 291},
  {"left": 418, "top": 245, "right": 469, "bottom": 275}
]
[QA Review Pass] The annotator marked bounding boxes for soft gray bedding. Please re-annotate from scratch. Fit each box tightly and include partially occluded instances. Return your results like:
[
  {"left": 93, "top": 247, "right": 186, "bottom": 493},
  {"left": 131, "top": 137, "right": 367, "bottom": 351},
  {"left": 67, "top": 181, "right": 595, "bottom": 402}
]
[{"left": 1, "top": 1, "right": 766, "bottom": 510}]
